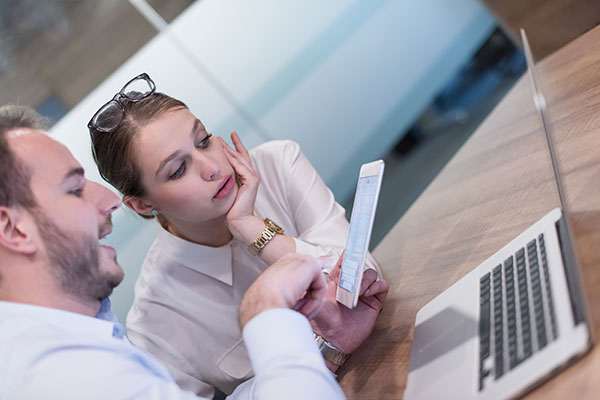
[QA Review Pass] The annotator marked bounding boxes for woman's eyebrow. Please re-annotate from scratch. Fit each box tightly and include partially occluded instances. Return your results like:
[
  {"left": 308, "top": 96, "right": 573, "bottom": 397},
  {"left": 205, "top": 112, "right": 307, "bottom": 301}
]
[
  {"left": 191, "top": 118, "right": 201, "bottom": 137},
  {"left": 155, "top": 150, "right": 184, "bottom": 178}
]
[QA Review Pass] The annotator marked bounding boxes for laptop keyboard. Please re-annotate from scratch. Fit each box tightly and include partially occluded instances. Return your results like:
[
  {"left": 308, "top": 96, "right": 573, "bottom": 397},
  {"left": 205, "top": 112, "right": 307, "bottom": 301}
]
[{"left": 479, "top": 234, "right": 558, "bottom": 391}]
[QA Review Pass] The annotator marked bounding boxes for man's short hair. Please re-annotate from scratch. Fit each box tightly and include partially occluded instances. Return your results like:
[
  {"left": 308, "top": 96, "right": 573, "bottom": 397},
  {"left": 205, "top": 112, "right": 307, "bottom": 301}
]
[{"left": 0, "top": 105, "right": 50, "bottom": 208}]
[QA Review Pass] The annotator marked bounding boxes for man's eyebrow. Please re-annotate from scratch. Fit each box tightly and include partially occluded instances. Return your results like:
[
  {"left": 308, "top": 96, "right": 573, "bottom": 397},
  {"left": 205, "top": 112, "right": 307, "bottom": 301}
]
[
  {"left": 155, "top": 119, "right": 202, "bottom": 178},
  {"left": 63, "top": 167, "right": 84, "bottom": 181}
]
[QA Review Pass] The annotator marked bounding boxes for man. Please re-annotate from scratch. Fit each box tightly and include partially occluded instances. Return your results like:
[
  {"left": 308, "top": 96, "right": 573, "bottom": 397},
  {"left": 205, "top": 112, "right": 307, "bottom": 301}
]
[{"left": 0, "top": 105, "right": 388, "bottom": 399}]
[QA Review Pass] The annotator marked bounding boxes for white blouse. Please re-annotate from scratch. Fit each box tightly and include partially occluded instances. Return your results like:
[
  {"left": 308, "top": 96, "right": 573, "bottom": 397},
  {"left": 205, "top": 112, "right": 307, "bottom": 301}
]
[{"left": 126, "top": 140, "right": 378, "bottom": 397}]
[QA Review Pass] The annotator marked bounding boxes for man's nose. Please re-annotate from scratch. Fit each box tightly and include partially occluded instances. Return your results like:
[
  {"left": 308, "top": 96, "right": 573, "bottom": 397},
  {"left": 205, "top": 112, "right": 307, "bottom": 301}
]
[{"left": 87, "top": 181, "right": 121, "bottom": 216}]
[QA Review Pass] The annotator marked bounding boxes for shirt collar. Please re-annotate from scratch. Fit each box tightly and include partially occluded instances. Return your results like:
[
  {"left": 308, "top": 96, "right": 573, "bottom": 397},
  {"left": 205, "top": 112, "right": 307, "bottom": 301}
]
[
  {"left": 155, "top": 223, "right": 234, "bottom": 286},
  {"left": 0, "top": 300, "right": 121, "bottom": 338}
]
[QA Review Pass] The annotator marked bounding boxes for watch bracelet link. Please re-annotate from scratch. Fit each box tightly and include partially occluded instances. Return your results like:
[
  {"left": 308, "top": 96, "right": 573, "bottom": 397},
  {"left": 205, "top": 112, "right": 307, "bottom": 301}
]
[
  {"left": 248, "top": 218, "right": 284, "bottom": 256},
  {"left": 313, "top": 333, "right": 351, "bottom": 367}
]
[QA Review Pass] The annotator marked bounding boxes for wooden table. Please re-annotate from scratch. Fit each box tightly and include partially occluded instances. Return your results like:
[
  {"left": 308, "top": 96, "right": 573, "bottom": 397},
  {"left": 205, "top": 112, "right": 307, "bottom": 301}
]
[
  {"left": 338, "top": 24, "right": 600, "bottom": 399},
  {"left": 480, "top": 0, "right": 600, "bottom": 60}
]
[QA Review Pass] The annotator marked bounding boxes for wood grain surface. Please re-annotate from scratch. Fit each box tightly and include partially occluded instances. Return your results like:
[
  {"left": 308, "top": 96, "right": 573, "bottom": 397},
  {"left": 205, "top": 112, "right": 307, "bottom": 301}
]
[
  {"left": 480, "top": 0, "right": 600, "bottom": 60},
  {"left": 338, "top": 25, "right": 600, "bottom": 399}
]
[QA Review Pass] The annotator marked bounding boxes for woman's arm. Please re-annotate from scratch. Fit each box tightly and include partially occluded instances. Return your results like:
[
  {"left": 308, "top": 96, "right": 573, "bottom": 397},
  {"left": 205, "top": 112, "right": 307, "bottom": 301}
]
[
  {"left": 222, "top": 136, "right": 378, "bottom": 273},
  {"left": 219, "top": 134, "right": 297, "bottom": 266},
  {"left": 265, "top": 140, "right": 380, "bottom": 274}
]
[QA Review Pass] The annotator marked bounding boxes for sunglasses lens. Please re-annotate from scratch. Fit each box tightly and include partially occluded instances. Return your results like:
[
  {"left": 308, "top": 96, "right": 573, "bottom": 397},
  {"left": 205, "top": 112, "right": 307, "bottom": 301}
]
[{"left": 91, "top": 100, "right": 123, "bottom": 132}]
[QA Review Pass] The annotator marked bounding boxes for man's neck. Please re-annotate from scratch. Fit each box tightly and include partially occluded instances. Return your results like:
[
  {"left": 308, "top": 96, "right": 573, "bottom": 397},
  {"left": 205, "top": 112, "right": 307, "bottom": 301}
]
[
  {"left": 0, "top": 260, "right": 101, "bottom": 317},
  {"left": 48, "top": 295, "right": 101, "bottom": 317}
]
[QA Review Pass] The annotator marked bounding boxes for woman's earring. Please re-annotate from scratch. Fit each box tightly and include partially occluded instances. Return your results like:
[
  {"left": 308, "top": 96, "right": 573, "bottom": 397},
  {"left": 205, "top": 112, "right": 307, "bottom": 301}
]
[{"left": 151, "top": 209, "right": 158, "bottom": 217}]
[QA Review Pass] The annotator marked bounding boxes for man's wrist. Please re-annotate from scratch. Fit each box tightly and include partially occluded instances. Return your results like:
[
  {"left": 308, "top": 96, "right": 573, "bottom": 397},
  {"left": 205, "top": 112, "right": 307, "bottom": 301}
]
[
  {"left": 313, "top": 333, "right": 351, "bottom": 368},
  {"left": 324, "top": 359, "right": 340, "bottom": 373},
  {"left": 239, "top": 284, "right": 286, "bottom": 328}
]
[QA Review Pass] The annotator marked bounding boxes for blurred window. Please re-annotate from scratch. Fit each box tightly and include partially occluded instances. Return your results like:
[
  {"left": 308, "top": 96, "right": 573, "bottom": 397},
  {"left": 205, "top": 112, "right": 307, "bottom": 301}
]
[{"left": 0, "top": 0, "right": 194, "bottom": 123}]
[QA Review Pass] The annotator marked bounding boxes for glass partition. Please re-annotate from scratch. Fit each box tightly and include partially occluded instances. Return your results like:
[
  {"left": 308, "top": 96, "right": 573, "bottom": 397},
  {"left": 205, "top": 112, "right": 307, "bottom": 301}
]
[{"left": 0, "top": 0, "right": 193, "bottom": 124}]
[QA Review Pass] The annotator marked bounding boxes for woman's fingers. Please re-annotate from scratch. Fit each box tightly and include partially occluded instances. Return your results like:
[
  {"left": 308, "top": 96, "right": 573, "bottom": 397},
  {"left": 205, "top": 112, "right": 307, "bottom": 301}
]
[
  {"left": 230, "top": 131, "right": 251, "bottom": 163},
  {"left": 359, "top": 268, "right": 379, "bottom": 296},
  {"left": 222, "top": 141, "right": 255, "bottom": 177},
  {"left": 221, "top": 135, "right": 255, "bottom": 173}
]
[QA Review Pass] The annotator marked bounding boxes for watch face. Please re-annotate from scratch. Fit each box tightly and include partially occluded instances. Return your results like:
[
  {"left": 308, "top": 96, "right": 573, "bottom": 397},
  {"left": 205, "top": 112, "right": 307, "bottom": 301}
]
[{"left": 265, "top": 218, "right": 284, "bottom": 234}]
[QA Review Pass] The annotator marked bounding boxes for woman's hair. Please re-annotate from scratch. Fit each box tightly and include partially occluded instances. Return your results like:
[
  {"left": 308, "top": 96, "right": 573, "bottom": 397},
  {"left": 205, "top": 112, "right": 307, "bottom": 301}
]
[{"left": 90, "top": 93, "right": 187, "bottom": 219}]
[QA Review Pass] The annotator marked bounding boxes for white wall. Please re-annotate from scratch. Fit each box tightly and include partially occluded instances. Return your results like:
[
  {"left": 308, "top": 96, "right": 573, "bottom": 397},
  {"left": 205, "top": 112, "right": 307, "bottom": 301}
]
[{"left": 51, "top": 0, "right": 494, "bottom": 321}]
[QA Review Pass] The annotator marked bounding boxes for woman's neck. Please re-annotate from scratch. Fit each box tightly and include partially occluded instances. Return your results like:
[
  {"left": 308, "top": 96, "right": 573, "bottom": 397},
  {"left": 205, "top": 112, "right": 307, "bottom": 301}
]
[{"left": 166, "top": 215, "right": 233, "bottom": 247}]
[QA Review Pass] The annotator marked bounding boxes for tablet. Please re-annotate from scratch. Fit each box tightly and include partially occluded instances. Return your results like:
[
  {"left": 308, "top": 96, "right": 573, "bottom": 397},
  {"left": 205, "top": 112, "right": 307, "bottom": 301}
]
[{"left": 336, "top": 160, "right": 384, "bottom": 309}]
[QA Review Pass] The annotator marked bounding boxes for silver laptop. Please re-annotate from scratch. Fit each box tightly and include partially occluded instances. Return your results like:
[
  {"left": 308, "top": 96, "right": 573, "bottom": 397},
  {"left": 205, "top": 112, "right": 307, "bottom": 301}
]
[{"left": 404, "top": 30, "right": 592, "bottom": 400}]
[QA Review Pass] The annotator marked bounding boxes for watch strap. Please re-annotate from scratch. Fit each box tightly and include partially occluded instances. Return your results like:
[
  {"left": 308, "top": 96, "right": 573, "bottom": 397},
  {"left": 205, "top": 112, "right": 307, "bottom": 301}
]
[
  {"left": 248, "top": 218, "right": 284, "bottom": 256},
  {"left": 313, "top": 333, "right": 351, "bottom": 367}
]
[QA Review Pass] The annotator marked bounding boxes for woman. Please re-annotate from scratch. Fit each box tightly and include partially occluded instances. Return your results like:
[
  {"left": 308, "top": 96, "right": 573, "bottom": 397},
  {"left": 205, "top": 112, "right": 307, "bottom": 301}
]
[{"left": 89, "top": 73, "right": 381, "bottom": 397}]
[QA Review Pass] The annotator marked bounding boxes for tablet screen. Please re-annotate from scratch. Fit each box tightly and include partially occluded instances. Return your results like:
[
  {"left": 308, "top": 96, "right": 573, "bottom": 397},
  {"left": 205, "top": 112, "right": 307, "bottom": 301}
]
[{"left": 339, "top": 175, "right": 379, "bottom": 292}]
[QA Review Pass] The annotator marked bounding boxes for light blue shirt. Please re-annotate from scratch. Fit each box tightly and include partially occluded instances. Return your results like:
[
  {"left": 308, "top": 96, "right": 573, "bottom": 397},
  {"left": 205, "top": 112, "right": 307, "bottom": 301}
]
[{"left": 0, "top": 299, "right": 344, "bottom": 399}]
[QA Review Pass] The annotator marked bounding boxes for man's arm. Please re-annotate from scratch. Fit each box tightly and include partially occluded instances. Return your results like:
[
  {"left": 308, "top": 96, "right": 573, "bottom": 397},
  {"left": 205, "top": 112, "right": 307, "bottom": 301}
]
[
  {"left": 18, "top": 345, "right": 204, "bottom": 400},
  {"left": 234, "top": 253, "right": 346, "bottom": 399},
  {"left": 18, "top": 254, "right": 346, "bottom": 400}
]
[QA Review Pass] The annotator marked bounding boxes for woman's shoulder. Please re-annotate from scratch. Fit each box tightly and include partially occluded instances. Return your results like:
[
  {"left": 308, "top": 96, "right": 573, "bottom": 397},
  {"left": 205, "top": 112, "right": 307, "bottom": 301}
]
[{"left": 250, "top": 139, "right": 302, "bottom": 163}]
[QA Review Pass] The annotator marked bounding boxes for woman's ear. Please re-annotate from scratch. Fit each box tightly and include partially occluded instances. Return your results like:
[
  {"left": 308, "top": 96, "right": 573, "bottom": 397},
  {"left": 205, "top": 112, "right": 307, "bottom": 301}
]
[
  {"left": 123, "top": 196, "right": 155, "bottom": 217},
  {"left": 0, "top": 206, "right": 37, "bottom": 255}
]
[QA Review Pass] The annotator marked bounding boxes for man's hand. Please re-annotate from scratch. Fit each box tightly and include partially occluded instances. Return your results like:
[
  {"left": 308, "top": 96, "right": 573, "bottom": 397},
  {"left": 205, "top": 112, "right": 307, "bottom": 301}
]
[
  {"left": 239, "top": 253, "right": 333, "bottom": 328},
  {"left": 310, "top": 253, "right": 389, "bottom": 371}
]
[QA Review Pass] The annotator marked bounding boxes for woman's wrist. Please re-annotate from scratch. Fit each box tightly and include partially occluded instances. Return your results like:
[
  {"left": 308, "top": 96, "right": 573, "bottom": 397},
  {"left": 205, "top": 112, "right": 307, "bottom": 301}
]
[{"left": 227, "top": 214, "right": 265, "bottom": 245}]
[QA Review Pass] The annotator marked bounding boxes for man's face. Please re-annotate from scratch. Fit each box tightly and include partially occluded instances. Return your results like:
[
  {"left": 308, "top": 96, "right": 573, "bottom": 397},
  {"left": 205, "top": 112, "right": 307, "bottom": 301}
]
[{"left": 8, "top": 129, "right": 123, "bottom": 303}]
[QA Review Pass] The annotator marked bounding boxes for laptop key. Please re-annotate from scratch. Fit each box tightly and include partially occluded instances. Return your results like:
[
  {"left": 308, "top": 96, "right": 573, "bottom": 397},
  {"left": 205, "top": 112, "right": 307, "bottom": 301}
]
[{"left": 480, "top": 273, "right": 491, "bottom": 361}]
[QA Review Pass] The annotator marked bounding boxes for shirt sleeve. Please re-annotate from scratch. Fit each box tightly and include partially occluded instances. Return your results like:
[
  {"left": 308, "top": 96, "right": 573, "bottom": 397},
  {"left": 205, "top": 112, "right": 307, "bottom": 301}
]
[
  {"left": 230, "top": 308, "right": 346, "bottom": 400},
  {"left": 276, "top": 140, "right": 380, "bottom": 275}
]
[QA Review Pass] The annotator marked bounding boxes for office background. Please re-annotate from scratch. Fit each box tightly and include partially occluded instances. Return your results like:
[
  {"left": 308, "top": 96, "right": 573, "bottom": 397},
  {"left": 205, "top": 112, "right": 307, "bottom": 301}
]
[{"left": 3, "top": 0, "right": 592, "bottom": 322}]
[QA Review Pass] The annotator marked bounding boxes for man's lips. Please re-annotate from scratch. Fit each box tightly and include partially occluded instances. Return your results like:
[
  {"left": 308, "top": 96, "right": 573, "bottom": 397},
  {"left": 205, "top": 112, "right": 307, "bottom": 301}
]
[
  {"left": 99, "top": 216, "right": 113, "bottom": 240},
  {"left": 99, "top": 226, "right": 112, "bottom": 240},
  {"left": 214, "top": 175, "right": 235, "bottom": 200}
]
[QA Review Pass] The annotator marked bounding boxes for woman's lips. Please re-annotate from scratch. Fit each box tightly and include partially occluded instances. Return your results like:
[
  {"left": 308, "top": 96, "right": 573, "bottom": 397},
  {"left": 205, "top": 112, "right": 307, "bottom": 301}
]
[{"left": 214, "top": 175, "right": 234, "bottom": 200}]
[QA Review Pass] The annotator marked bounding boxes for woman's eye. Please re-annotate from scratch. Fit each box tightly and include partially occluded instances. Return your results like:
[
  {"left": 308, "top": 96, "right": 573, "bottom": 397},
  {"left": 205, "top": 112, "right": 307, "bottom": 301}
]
[
  {"left": 196, "top": 134, "right": 212, "bottom": 149},
  {"left": 169, "top": 162, "right": 186, "bottom": 180}
]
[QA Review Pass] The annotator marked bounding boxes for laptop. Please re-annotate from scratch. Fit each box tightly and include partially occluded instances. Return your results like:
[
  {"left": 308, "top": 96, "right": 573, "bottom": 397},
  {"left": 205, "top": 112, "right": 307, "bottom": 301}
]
[{"left": 404, "top": 30, "right": 593, "bottom": 399}]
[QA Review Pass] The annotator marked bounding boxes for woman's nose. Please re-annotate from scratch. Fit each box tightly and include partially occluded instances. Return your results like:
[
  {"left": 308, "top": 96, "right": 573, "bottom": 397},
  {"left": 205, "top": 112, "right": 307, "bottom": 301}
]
[{"left": 198, "top": 156, "right": 220, "bottom": 181}]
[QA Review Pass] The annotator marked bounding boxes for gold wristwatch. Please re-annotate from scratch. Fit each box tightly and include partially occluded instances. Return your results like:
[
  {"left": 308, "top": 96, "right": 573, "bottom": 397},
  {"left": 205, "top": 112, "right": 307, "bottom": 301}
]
[
  {"left": 313, "top": 333, "right": 351, "bottom": 366},
  {"left": 248, "top": 218, "right": 284, "bottom": 256}
]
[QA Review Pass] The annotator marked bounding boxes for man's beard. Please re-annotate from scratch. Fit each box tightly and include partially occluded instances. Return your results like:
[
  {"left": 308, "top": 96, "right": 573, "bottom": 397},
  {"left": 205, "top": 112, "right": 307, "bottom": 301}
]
[{"left": 33, "top": 209, "right": 122, "bottom": 302}]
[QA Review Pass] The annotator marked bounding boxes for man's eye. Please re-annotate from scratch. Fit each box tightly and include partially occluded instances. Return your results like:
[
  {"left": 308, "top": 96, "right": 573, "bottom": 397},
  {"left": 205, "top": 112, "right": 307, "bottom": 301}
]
[
  {"left": 169, "top": 162, "right": 186, "bottom": 180},
  {"left": 196, "top": 134, "right": 212, "bottom": 149},
  {"left": 70, "top": 188, "right": 83, "bottom": 197}
]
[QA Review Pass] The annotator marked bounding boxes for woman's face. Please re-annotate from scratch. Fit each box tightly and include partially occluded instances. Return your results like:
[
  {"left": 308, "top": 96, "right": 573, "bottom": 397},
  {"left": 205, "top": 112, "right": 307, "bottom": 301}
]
[{"left": 134, "top": 107, "right": 238, "bottom": 225}]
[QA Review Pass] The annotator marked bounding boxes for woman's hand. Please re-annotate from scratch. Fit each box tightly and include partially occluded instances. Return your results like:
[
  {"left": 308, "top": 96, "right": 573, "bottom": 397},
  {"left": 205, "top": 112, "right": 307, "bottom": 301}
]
[
  {"left": 218, "top": 132, "right": 260, "bottom": 238},
  {"left": 310, "top": 251, "right": 389, "bottom": 372}
]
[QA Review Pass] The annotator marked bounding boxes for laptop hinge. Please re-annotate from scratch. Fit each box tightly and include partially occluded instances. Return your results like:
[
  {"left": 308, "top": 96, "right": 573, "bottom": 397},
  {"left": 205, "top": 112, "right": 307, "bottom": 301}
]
[{"left": 555, "top": 216, "right": 586, "bottom": 326}]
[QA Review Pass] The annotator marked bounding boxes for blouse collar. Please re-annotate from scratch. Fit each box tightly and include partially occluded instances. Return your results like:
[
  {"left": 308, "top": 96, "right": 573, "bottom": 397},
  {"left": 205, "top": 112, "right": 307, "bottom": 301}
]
[{"left": 155, "top": 223, "right": 234, "bottom": 286}]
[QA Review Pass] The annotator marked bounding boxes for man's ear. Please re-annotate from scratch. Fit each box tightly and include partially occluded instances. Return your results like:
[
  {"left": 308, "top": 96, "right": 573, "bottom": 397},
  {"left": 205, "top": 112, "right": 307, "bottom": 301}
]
[
  {"left": 0, "top": 206, "right": 37, "bottom": 255},
  {"left": 123, "top": 196, "right": 155, "bottom": 217}
]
